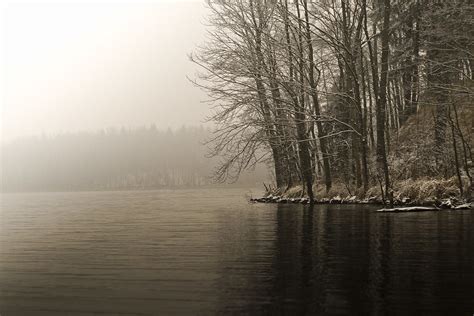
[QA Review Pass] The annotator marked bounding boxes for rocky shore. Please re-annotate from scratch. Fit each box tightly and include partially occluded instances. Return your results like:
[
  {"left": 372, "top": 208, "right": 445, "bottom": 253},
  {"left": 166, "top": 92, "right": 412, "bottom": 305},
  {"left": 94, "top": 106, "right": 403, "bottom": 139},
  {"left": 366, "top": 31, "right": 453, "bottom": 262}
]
[{"left": 250, "top": 194, "right": 473, "bottom": 211}]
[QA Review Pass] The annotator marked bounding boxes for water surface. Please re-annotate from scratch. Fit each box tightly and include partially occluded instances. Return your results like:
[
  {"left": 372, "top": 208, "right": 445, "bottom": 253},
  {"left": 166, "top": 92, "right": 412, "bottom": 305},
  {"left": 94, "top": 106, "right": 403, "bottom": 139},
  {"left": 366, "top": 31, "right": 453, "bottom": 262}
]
[{"left": 1, "top": 189, "right": 473, "bottom": 315}]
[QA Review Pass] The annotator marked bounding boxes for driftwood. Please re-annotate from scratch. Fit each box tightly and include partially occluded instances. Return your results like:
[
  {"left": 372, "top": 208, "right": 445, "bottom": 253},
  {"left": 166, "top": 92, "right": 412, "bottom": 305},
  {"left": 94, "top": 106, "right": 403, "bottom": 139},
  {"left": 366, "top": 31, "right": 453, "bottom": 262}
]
[
  {"left": 454, "top": 203, "right": 472, "bottom": 210},
  {"left": 376, "top": 206, "right": 439, "bottom": 213}
]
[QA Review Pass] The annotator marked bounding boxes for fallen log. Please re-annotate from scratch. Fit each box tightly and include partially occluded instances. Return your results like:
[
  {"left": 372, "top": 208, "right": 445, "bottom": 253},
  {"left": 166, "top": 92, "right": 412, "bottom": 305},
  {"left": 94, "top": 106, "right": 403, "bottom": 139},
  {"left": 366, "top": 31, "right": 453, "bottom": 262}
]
[
  {"left": 376, "top": 206, "right": 440, "bottom": 213},
  {"left": 454, "top": 203, "right": 473, "bottom": 210}
]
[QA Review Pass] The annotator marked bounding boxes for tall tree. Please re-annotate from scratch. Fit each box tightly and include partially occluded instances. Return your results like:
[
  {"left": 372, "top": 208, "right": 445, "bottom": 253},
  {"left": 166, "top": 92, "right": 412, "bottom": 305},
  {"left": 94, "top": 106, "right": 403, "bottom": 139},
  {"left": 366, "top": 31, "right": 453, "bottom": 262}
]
[{"left": 376, "top": 0, "right": 391, "bottom": 198}]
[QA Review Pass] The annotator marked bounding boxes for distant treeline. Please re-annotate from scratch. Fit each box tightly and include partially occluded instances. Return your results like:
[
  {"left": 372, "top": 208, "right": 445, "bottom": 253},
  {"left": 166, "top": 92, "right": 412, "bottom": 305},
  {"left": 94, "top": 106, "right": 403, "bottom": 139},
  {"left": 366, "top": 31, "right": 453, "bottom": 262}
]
[{"left": 1, "top": 126, "right": 269, "bottom": 192}]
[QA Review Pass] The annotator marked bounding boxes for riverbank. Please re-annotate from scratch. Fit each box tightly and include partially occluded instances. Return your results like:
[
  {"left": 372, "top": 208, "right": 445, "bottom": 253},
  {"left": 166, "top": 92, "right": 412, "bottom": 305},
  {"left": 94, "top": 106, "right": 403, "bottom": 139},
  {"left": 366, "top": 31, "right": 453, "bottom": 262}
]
[{"left": 251, "top": 177, "right": 473, "bottom": 210}]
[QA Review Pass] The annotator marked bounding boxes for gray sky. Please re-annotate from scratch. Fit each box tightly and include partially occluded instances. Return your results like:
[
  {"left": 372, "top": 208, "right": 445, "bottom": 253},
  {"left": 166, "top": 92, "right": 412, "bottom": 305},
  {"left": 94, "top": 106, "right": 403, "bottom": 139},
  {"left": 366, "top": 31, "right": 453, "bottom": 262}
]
[{"left": 1, "top": 0, "right": 209, "bottom": 143}]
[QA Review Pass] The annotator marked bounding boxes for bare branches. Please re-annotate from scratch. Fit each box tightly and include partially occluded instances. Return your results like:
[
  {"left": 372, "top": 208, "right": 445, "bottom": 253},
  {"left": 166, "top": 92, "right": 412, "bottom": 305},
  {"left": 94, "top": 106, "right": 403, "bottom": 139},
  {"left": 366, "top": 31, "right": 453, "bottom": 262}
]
[{"left": 192, "top": 0, "right": 474, "bottom": 198}]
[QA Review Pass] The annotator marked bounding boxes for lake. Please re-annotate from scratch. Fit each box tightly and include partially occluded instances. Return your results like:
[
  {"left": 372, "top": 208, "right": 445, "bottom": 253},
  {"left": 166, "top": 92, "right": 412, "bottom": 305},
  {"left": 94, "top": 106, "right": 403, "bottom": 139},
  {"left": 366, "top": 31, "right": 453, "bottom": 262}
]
[{"left": 1, "top": 189, "right": 473, "bottom": 315}]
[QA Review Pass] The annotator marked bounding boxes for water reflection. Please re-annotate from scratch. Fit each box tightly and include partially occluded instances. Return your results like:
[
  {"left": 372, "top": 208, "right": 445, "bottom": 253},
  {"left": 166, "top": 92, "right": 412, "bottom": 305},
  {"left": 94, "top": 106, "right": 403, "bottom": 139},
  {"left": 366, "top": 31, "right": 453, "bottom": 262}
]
[
  {"left": 1, "top": 190, "right": 473, "bottom": 315},
  {"left": 216, "top": 204, "right": 473, "bottom": 315}
]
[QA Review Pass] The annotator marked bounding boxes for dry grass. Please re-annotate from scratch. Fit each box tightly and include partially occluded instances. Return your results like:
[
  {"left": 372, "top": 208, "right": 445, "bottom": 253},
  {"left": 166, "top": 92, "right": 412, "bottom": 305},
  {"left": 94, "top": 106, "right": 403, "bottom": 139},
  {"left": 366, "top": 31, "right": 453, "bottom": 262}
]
[
  {"left": 278, "top": 177, "right": 464, "bottom": 203},
  {"left": 394, "top": 177, "right": 462, "bottom": 202},
  {"left": 366, "top": 185, "right": 382, "bottom": 198},
  {"left": 284, "top": 185, "right": 304, "bottom": 198}
]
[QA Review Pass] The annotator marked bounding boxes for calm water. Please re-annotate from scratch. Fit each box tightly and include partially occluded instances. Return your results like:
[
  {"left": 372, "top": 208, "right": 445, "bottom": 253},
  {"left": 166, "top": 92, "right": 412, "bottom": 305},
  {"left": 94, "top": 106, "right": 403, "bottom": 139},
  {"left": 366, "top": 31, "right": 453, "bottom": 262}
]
[{"left": 0, "top": 189, "right": 473, "bottom": 315}]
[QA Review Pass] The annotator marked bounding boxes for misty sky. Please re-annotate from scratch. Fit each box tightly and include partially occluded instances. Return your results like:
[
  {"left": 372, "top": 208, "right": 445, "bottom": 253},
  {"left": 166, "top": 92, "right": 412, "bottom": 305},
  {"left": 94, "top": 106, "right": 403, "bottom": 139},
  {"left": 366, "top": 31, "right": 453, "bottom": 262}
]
[{"left": 1, "top": 0, "right": 209, "bottom": 143}]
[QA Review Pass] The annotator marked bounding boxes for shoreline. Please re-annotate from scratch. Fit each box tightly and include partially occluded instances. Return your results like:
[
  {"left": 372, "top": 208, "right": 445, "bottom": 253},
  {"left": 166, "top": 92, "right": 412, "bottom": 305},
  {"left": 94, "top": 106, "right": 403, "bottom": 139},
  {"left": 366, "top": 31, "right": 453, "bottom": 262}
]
[
  {"left": 251, "top": 177, "right": 473, "bottom": 210},
  {"left": 250, "top": 195, "right": 472, "bottom": 210},
  {"left": 250, "top": 191, "right": 473, "bottom": 211}
]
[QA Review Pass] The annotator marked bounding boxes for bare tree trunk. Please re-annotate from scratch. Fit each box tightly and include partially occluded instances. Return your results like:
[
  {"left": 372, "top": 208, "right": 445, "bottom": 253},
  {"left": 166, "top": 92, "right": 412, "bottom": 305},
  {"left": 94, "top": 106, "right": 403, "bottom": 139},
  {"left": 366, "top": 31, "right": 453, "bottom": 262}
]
[
  {"left": 377, "top": 0, "right": 391, "bottom": 198},
  {"left": 450, "top": 113, "right": 464, "bottom": 197},
  {"left": 303, "top": 0, "right": 332, "bottom": 193},
  {"left": 250, "top": 0, "right": 286, "bottom": 189},
  {"left": 295, "top": 0, "right": 314, "bottom": 203}
]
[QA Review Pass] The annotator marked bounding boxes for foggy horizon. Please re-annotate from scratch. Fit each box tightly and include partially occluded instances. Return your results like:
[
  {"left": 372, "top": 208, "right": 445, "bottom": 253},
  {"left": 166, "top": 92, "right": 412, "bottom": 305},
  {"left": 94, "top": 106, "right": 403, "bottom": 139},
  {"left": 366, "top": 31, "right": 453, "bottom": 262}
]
[
  {"left": 1, "top": 0, "right": 210, "bottom": 143},
  {"left": 0, "top": 0, "right": 472, "bottom": 314}
]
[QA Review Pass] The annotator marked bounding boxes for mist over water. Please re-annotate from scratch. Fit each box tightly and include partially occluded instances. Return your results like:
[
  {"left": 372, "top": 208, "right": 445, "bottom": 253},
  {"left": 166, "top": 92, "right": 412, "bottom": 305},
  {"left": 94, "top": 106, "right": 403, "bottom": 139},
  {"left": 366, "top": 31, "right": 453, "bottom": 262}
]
[
  {"left": 1, "top": 1, "right": 473, "bottom": 315},
  {"left": 1, "top": 126, "right": 270, "bottom": 192}
]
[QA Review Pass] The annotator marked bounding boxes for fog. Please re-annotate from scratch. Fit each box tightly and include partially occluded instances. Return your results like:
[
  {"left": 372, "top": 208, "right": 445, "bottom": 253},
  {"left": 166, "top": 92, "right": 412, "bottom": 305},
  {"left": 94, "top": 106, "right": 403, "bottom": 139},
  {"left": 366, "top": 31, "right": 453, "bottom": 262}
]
[
  {"left": 1, "top": 0, "right": 209, "bottom": 143},
  {"left": 1, "top": 126, "right": 270, "bottom": 192},
  {"left": 0, "top": 0, "right": 271, "bottom": 191}
]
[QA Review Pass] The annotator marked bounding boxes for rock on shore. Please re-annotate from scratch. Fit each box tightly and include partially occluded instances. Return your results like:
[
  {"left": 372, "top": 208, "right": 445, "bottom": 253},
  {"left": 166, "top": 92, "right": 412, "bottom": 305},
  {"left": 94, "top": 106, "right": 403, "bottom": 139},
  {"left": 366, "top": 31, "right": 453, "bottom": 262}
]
[{"left": 249, "top": 195, "right": 473, "bottom": 211}]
